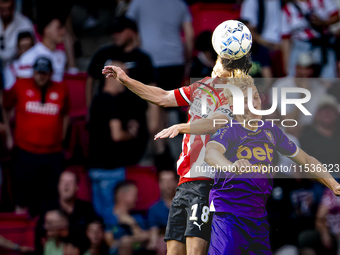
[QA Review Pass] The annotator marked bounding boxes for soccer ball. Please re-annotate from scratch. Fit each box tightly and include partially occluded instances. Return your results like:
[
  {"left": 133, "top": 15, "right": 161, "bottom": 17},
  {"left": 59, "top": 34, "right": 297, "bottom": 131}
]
[{"left": 212, "top": 20, "right": 252, "bottom": 60}]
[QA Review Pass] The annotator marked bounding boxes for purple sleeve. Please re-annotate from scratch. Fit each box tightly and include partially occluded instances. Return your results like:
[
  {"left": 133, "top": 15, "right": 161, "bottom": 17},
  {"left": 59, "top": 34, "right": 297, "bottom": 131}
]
[
  {"left": 209, "top": 126, "right": 232, "bottom": 151},
  {"left": 273, "top": 125, "right": 299, "bottom": 157}
]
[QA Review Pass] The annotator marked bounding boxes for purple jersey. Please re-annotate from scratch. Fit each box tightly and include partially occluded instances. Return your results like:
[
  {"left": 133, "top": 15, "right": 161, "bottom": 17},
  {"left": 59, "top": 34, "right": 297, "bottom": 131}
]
[{"left": 209, "top": 121, "right": 298, "bottom": 218}]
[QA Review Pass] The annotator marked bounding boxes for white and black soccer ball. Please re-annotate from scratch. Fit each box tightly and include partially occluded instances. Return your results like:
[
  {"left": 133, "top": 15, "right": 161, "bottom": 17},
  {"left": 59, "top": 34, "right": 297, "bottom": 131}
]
[{"left": 212, "top": 20, "right": 252, "bottom": 60}]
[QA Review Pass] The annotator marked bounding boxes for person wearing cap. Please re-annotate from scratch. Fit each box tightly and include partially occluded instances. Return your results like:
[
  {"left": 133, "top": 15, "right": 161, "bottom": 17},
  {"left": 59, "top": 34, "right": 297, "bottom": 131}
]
[
  {"left": 3, "top": 57, "right": 70, "bottom": 216},
  {"left": 272, "top": 52, "right": 328, "bottom": 129}
]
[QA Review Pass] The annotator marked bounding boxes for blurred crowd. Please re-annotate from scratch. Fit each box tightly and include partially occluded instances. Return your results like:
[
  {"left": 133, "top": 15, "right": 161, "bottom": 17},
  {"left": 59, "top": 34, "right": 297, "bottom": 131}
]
[{"left": 1, "top": 0, "right": 340, "bottom": 254}]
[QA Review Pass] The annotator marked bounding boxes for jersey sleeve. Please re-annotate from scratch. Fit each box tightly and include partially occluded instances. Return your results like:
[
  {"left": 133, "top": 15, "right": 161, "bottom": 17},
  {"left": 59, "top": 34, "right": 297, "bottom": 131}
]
[
  {"left": 174, "top": 85, "right": 192, "bottom": 106},
  {"left": 15, "top": 51, "right": 34, "bottom": 79},
  {"left": 208, "top": 126, "right": 232, "bottom": 152},
  {"left": 212, "top": 104, "right": 233, "bottom": 121},
  {"left": 273, "top": 125, "right": 299, "bottom": 158}
]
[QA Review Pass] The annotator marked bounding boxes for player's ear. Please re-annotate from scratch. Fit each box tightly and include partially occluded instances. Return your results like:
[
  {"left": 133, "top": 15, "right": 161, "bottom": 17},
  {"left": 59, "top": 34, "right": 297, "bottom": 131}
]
[{"left": 230, "top": 105, "right": 233, "bottom": 112}]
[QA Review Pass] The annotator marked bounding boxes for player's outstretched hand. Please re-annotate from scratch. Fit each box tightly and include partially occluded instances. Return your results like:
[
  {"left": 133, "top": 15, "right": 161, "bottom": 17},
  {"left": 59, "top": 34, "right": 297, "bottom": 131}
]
[
  {"left": 232, "top": 159, "right": 253, "bottom": 175},
  {"left": 332, "top": 184, "right": 340, "bottom": 197},
  {"left": 154, "top": 124, "right": 181, "bottom": 140},
  {"left": 102, "top": 65, "right": 129, "bottom": 84}
]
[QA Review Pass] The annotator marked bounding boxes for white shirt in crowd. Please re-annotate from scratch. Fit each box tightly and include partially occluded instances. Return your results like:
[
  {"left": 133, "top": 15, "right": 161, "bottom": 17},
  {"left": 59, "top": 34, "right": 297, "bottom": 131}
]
[
  {"left": 281, "top": 0, "right": 339, "bottom": 41},
  {"left": 0, "top": 12, "right": 34, "bottom": 65},
  {"left": 240, "top": 0, "right": 282, "bottom": 45},
  {"left": 272, "top": 77, "right": 326, "bottom": 126},
  {"left": 14, "top": 42, "right": 66, "bottom": 82}
]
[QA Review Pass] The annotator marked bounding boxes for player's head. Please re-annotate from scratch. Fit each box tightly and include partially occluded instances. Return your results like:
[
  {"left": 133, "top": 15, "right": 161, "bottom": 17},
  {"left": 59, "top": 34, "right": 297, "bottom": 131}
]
[
  {"left": 33, "top": 57, "right": 53, "bottom": 87},
  {"left": 111, "top": 17, "right": 138, "bottom": 48},
  {"left": 114, "top": 180, "right": 138, "bottom": 210},
  {"left": 223, "top": 73, "right": 262, "bottom": 121},
  {"left": 212, "top": 53, "right": 252, "bottom": 78},
  {"left": 0, "top": 0, "right": 14, "bottom": 24},
  {"left": 58, "top": 170, "right": 79, "bottom": 202},
  {"left": 37, "top": 18, "right": 65, "bottom": 44}
]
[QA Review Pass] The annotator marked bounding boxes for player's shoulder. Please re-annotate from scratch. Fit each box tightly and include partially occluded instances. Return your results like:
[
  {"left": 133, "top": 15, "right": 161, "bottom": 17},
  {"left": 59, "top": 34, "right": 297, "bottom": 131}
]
[{"left": 210, "top": 123, "right": 234, "bottom": 141}]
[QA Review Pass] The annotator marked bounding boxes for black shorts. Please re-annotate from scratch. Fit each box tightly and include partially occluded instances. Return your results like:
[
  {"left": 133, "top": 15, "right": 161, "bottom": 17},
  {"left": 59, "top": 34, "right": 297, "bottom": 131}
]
[{"left": 164, "top": 180, "right": 213, "bottom": 244}]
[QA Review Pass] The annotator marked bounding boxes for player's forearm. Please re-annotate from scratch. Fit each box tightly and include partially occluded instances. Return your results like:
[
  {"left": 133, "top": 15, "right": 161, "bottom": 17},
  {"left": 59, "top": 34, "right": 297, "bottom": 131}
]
[
  {"left": 205, "top": 148, "right": 232, "bottom": 168},
  {"left": 122, "top": 77, "right": 176, "bottom": 107},
  {"left": 188, "top": 119, "right": 217, "bottom": 134},
  {"left": 305, "top": 156, "right": 339, "bottom": 191}
]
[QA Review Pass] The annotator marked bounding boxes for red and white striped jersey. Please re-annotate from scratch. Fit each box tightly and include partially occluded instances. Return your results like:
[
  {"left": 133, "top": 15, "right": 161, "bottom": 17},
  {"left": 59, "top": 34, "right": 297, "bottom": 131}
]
[
  {"left": 281, "top": 0, "right": 339, "bottom": 41},
  {"left": 174, "top": 77, "right": 233, "bottom": 185}
]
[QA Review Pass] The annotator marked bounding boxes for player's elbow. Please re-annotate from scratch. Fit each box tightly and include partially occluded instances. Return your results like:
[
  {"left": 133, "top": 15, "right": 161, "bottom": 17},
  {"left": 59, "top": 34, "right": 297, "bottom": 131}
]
[{"left": 157, "top": 91, "right": 174, "bottom": 108}]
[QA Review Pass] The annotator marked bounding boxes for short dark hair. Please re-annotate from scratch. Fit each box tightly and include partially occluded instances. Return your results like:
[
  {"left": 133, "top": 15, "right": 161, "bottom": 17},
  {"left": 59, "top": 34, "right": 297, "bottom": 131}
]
[
  {"left": 61, "top": 233, "right": 89, "bottom": 254},
  {"left": 87, "top": 216, "right": 105, "bottom": 230},
  {"left": 221, "top": 53, "right": 252, "bottom": 75},
  {"left": 37, "top": 17, "right": 64, "bottom": 35},
  {"left": 113, "top": 180, "right": 136, "bottom": 200},
  {"left": 17, "top": 31, "right": 34, "bottom": 44}
]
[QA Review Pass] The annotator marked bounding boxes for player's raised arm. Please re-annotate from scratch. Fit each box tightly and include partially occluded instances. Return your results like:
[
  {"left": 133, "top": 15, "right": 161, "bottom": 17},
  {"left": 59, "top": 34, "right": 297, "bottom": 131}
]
[
  {"left": 102, "top": 65, "right": 177, "bottom": 107},
  {"left": 154, "top": 111, "right": 230, "bottom": 140},
  {"left": 290, "top": 149, "right": 340, "bottom": 196}
]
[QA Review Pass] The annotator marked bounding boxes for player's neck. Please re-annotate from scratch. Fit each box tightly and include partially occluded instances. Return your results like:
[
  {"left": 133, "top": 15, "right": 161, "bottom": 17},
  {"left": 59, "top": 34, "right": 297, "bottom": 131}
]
[
  {"left": 42, "top": 37, "right": 57, "bottom": 51},
  {"left": 235, "top": 116, "right": 259, "bottom": 131}
]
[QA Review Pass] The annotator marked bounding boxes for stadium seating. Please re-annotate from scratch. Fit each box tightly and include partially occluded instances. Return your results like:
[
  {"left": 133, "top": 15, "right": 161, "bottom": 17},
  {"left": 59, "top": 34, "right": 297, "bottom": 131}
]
[
  {"left": 0, "top": 213, "right": 36, "bottom": 254},
  {"left": 190, "top": 3, "right": 241, "bottom": 36},
  {"left": 64, "top": 73, "right": 88, "bottom": 118}
]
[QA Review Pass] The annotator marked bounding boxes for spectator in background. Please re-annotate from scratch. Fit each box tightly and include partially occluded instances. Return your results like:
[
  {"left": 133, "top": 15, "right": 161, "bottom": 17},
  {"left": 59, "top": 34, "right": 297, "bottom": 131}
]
[
  {"left": 3, "top": 57, "right": 70, "bottom": 215},
  {"left": 240, "top": 0, "right": 280, "bottom": 78},
  {"left": 88, "top": 60, "right": 149, "bottom": 221},
  {"left": 43, "top": 209, "right": 69, "bottom": 255},
  {"left": 190, "top": 31, "right": 217, "bottom": 78},
  {"left": 281, "top": 0, "right": 340, "bottom": 78},
  {"left": 13, "top": 17, "right": 66, "bottom": 82},
  {"left": 126, "top": 0, "right": 194, "bottom": 88},
  {"left": 127, "top": 0, "right": 194, "bottom": 160},
  {"left": 36, "top": 171, "right": 96, "bottom": 254},
  {"left": 84, "top": 217, "right": 109, "bottom": 255},
  {"left": 272, "top": 52, "right": 327, "bottom": 129},
  {"left": 104, "top": 181, "right": 149, "bottom": 255},
  {"left": 299, "top": 94, "right": 340, "bottom": 177},
  {"left": 3, "top": 31, "right": 35, "bottom": 90},
  {"left": 62, "top": 234, "right": 89, "bottom": 255},
  {"left": 313, "top": 185, "right": 340, "bottom": 254},
  {"left": 147, "top": 169, "right": 177, "bottom": 254},
  {"left": 0, "top": 0, "right": 34, "bottom": 66},
  {"left": 86, "top": 17, "right": 158, "bottom": 122}
]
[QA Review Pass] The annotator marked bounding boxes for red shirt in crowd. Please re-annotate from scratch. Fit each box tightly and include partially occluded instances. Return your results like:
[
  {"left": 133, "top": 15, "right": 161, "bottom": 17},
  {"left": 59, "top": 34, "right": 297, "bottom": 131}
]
[{"left": 4, "top": 78, "right": 70, "bottom": 154}]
